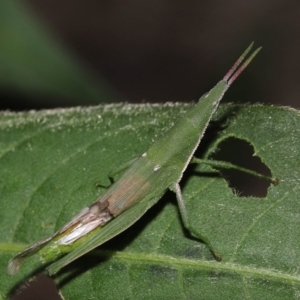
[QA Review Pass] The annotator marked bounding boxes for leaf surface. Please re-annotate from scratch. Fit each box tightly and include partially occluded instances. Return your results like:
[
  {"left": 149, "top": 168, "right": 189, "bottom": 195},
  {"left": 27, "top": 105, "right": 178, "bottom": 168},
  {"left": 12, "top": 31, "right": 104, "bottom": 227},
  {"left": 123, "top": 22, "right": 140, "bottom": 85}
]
[{"left": 1, "top": 104, "right": 299, "bottom": 299}]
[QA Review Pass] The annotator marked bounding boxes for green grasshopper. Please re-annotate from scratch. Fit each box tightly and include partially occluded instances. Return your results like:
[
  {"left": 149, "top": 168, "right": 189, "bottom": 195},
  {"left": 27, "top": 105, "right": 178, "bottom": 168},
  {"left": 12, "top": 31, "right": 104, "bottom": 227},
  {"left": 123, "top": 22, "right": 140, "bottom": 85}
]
[{"left": 8, "top": 43, "right": 269, "bottom": 276}]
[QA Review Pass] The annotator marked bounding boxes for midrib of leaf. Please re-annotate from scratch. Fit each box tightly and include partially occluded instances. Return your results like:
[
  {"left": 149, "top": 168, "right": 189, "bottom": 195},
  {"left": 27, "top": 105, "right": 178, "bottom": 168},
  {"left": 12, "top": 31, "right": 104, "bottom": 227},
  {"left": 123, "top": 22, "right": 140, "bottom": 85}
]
[
  {"left": 100, "top": 250, "right": 300, "bottom": 285},
  {"left": 0, "top": 242, "right": 26, "bottom": 253},
  {"left": 3, "top": 243, "right": 300, "bottom": 286}
]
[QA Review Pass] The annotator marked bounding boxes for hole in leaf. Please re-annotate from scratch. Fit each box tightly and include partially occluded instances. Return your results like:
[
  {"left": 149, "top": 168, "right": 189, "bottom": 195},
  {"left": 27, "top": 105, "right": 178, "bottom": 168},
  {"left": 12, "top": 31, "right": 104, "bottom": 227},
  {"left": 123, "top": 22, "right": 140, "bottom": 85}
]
[
  {"left": 209, "top": 137, "right": 272, "bottom": 197},
  {"left": 10, "top": 274, "right": 62, "bottom": 300}
]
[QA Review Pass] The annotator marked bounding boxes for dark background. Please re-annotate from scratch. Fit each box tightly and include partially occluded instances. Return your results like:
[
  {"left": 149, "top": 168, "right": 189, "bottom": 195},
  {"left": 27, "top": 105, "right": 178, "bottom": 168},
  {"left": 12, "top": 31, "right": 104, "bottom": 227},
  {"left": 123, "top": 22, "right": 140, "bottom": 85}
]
[
  {"left": 5, "top": 1, "right": 300, "bottom": 299},
  {"left": 2, "top": 1, "right": 300, "bottom": 110}
]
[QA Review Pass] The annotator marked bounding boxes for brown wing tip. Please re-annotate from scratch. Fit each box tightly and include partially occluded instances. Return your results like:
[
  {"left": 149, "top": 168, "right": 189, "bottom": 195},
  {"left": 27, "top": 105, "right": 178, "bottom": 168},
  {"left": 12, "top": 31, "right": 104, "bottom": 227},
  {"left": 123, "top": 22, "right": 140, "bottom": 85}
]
[{"left": 7, "top": 257, "right": 23, "bottom": 276}]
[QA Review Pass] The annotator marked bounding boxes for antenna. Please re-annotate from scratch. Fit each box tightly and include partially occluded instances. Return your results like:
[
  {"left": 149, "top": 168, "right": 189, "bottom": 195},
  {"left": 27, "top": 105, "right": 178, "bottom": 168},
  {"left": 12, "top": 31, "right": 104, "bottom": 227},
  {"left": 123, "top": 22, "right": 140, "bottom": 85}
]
[{"left": 224, "top": 42, "right": 261, "bottom": 86}]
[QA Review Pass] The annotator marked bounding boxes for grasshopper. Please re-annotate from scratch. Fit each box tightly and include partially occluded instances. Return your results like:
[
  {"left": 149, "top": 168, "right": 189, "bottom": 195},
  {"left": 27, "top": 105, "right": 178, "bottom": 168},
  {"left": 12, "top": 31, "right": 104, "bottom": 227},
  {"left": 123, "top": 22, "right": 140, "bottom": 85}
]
[{"left": 8, "top": 43, "right": 268, "bottom": 276}]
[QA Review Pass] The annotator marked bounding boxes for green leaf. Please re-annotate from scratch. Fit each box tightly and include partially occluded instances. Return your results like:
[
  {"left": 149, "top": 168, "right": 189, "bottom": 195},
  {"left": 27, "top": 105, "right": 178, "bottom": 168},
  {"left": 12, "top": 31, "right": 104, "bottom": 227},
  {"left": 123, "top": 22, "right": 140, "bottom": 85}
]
[
  {"left": 0, "top": 1, "right": 118, "bottom": 106},
  {"left": 1, "top": 104, "right": 300, "bottom": 299}
]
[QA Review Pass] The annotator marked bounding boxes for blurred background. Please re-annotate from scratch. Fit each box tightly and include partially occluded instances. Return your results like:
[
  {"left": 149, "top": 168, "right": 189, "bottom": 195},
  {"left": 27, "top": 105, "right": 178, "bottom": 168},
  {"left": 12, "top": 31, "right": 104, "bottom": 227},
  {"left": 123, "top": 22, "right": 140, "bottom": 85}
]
[
  {"left": 4, "top": 1, "right": 299, "bottom": 299},
  {"left": 1, "top": 0, "right": 300, "bottom": 111}
]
